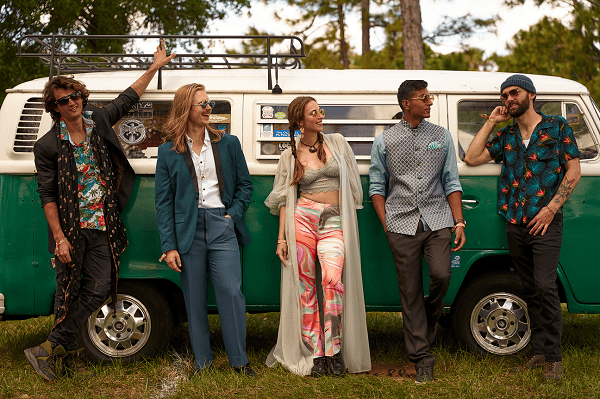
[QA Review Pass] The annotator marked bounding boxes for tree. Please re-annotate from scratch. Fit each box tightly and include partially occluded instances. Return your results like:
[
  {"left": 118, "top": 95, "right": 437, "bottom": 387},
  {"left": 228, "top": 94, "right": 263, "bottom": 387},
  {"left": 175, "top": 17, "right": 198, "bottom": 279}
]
[
  {"left": 399, "top": 0, "right": 424, "bottom": 69},
  {"left": 0, "top": 0, "right": 250, "bottom": 103}
]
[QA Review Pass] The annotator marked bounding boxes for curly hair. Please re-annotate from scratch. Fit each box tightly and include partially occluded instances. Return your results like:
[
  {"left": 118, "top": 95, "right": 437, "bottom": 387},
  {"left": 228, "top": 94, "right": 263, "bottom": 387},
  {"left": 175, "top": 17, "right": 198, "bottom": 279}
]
[{"left": 42, "top": 76, "right": 90, "bottom": 122}]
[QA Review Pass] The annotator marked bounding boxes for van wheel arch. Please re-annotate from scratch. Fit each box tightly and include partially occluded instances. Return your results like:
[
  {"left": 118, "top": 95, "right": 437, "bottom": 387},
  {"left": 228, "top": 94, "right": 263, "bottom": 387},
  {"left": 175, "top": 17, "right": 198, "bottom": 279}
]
[
  {"left": 80, "top": 280, "right": 174, "bottom": 363},
  {"left": 451, "top": 270, "right": 531, "bottom": 356}
]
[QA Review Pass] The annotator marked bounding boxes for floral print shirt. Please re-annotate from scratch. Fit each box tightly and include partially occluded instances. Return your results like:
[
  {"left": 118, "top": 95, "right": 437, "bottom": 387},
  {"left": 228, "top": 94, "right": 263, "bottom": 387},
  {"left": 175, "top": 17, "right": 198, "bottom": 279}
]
[
  {"left": 59, "top": 111, "right": 106, "bottom": 230},
  {"left": 486, "top": 113, "right": 579, "bottom": 225}
]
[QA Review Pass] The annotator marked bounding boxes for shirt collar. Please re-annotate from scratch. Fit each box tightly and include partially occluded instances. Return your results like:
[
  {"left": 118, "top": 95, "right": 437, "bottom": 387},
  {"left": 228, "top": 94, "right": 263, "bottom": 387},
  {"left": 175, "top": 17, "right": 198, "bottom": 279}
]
[
  {"left": 399, "top": 117, "right": 424, "bottom": 130},
  {"left": 185, "top": 128, "right": 211, "bottom": 148}
]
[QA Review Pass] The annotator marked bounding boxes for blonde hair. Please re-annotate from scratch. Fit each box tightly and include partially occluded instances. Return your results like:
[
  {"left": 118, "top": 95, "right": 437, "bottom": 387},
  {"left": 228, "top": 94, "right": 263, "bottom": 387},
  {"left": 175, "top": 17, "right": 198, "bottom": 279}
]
[
  {"left": 287, "top": 96, "right": 325, "bottom": 185},
  {"left": 164, "top": 83, "right": 222, "bottom": 153}
]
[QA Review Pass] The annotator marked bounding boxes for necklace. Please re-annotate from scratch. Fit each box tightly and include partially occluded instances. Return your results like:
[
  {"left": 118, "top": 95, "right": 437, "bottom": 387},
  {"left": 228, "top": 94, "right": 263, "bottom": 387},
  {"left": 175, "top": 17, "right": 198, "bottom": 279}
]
[{"left": 300, "top": 137, "right": 320, "bottom": 153}]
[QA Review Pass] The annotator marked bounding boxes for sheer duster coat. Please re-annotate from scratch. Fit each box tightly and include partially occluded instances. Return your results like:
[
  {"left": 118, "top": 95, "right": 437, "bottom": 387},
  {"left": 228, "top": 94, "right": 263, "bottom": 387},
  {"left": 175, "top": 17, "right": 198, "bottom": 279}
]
[{"left": 264, "top": 133, "right": 371, "bottom": 375}]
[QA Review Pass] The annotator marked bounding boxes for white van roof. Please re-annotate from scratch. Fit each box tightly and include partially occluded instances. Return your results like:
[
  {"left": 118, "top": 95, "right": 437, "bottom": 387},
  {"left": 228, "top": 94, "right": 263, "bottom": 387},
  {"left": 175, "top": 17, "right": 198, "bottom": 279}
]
[{"left": 8, "top": 69, "right": 589, "bottom": 96}]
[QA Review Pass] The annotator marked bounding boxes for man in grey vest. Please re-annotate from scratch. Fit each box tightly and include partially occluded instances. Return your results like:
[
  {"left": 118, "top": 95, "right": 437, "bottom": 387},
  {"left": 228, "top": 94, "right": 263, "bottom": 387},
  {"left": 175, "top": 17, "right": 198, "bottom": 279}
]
[{"left": 369, "top": 80, "right": 466, "bottom": 383}]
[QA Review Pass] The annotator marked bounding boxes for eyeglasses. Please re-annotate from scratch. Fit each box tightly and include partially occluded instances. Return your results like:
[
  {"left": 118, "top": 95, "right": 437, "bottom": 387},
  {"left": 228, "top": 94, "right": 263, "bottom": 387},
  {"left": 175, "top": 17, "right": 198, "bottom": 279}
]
[
  {"left": 408, "top": 94, "right": 435, "bottom": 102},
  {"left": 309, "top": 109, "right": 326, "bottom": 119},
  {"left": 192, "top": 99, "right": 215, "bottom": 109},
  {"left": 54, "top": 91, "right": 82, "bottom": 106},
  {"left": 500, "top": 88, "right": 521, "bottom": 103}
]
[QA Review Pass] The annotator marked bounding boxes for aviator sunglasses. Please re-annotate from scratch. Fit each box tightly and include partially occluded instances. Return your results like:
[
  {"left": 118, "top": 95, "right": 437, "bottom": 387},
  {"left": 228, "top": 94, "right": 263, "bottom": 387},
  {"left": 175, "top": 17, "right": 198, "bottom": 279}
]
[
  {"left": 54, "top": 91, "right": 82, "bottom": 106},
  {"left": 192, "top": 99, "right": 216, "bottom": 109},
  {"left": 309, "top": 109, "right": 326, "bottom": 119},
  {"left": 500, "top": 88, "right": 521, "bottom": 103},
  {"left": 408, "top": 94, "right": 435, "bottom": 102}
]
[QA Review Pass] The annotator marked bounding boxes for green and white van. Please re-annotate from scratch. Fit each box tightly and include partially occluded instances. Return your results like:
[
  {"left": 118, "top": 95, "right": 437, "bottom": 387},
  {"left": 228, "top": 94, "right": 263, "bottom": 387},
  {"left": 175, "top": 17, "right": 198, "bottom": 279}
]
[{"left": 1, "top": 35, "right": 599, "bottom": 361}]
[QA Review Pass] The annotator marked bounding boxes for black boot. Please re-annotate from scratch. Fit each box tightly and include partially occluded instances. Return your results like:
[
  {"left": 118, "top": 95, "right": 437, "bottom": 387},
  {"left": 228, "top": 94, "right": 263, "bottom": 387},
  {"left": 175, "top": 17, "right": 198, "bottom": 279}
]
[
  {"left": 327, "top": 352, "right": 346, "bottom": 377},
  {"left": 311, "top": 357, "right": 328, "bottom": 378}
]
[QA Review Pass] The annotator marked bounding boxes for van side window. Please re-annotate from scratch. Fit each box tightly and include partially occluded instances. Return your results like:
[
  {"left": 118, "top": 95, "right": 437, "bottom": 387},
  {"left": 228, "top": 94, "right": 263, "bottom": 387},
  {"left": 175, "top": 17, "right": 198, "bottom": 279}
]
[
  {"left": 257, "top": 104, "right": 400, "bottom": 159},
  {"left": 455, "top": 100, "right": 590, "bottom": 161},
  {"left": 87, "top": 100, "right": 232, "bottom": 159},
  {"left": 565, "top": 103, "right": 598, "bottom": 160}
]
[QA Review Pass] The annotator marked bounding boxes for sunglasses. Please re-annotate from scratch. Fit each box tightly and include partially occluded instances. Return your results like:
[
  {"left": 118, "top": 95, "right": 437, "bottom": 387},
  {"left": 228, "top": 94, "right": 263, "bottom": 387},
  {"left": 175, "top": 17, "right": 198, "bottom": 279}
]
[
  {"left": 408, "top": 94, "right": 435, "bottom": 102},
  {"left": 500, "top": 88, "right": 521, "bottom": 103},
  {"left": 192, "top": 100, "right": 216, "bottom": 109},
  {"left": 309, "top": 109, "right": 326, "bottom": 119},
  {"left": 54, "top": 91, "right": 82, "bottom": 106}
]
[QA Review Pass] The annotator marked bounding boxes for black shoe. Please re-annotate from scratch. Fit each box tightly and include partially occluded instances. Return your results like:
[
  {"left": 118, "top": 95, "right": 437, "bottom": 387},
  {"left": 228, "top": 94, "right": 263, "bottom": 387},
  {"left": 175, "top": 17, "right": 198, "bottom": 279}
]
[
  {"left": 65, "top": 348, "right": 95, "bottom": 379},
  {"left": 233, "top": 364, "right": 256, "bottom": 377},
  {"left": 327, "top": 352, "right": 346, "bottom": 377},
  {"left": 311, "top": 357, "right": 328, "bottom": 378},
  {"left": 415, "top": 365, "right": 434, "bottom": 383}
]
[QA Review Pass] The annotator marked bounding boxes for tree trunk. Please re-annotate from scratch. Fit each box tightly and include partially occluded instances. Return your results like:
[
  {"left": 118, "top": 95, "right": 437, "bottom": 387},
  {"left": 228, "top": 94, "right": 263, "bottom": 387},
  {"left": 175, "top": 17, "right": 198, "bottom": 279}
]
[
  {"left": 338, "top": 3, "right": 350, "bottom": 69},
  {"left": 361, "top": 0, "right": 370, "bottom": 67},
  {"left": 400, "top": 0, "right": 424, "bottom": 70}
]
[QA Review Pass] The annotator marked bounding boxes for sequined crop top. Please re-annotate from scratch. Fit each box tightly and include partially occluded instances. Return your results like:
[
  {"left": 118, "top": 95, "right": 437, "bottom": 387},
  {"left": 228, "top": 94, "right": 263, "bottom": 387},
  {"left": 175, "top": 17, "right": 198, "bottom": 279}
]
[{"left": 298, "top": 157, "right": 340, "bottom": 194}]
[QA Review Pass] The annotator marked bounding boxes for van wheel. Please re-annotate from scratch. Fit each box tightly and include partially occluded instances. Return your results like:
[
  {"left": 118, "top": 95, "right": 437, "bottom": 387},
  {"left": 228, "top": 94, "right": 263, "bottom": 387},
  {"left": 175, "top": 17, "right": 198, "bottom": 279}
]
[
  {"left": 80, "top": 281, "right": 173, "bottom": 363},
  {"left": 451, "top": 271, "right": 530, "bottom": 356}
]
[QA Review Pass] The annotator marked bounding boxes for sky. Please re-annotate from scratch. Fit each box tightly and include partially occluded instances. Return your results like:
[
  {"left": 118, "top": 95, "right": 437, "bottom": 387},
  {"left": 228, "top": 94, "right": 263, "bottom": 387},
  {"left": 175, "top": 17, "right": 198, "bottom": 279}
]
[{"left": 205, "top": 0, "right": 573, "bottom": 56}]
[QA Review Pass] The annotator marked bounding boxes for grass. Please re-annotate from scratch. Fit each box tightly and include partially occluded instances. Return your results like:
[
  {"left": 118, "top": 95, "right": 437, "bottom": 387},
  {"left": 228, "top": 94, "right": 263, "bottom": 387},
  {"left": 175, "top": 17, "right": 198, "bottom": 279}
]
[{"left": 1, "top": 308, "right": 599, "bottom": 398}]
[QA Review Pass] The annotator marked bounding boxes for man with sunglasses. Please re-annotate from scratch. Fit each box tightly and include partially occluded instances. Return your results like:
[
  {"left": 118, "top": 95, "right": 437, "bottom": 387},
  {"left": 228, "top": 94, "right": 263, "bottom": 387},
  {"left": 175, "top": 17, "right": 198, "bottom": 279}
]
[
  {"left": 369, "top": 80, "right": 465, "bottom": 383},
  {"left": 26, "top": 40, "right": 175, "bottom": 381},
  {"left": 464, "top": 74, "right": 581, "bottom": 382}
]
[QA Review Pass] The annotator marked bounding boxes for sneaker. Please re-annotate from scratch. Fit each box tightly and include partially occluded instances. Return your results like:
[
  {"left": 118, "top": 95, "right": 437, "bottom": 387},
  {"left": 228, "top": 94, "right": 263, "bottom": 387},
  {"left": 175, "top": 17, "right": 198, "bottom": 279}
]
[
  {"left": 511, "top": 354, "right": 545, "bottom": 373},
  {"left": 327, "top": 352, "right": 346, "bottom": 377},
  {"left": 65, "top": 349, "right": 95, "bottom": 379},
  {"left": 311, "top": 357, "right": 328, "bottom": 378},
  {"left": 544, "top": 361, "right": 564, "bottom": 382},
  {"left": 24, "top": 340, "right": 67, "bottom": 382},
  {"left": 233, "top": 364, "right": 256, "bottom": 377},
  {"left": 415, "top": 365, "right": 434, "bottom": 383}
]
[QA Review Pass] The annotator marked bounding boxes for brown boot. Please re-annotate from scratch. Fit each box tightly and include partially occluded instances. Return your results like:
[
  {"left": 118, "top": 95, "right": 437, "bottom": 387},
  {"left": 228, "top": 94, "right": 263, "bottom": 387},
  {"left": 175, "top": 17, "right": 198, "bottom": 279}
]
[
  {"left": 24, "top": 340, "right": 67, "bottom": 381},
  {"left": 511, "top": 354, "right": 545, "bottom": 373},
  {"left": 544, "top": 361, "right": 564, "bottom": 382},
  {"left": 65, "top": 348, "right": 95, "bottom": 379}
]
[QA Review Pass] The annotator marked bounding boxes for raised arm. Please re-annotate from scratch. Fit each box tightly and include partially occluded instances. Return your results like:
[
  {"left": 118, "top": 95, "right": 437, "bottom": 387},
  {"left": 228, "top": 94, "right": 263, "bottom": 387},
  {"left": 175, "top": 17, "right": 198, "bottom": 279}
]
[
  {"left": 464, "top": 106, "right": 511, "bottom": 166},
  {"left": 130, "top": 39, "right": 176, "bottom": 97}
]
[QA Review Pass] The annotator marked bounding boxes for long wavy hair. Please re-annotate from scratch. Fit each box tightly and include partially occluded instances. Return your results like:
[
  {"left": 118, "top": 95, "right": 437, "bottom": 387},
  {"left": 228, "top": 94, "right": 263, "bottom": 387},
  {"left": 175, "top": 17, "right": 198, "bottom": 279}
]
[
  {"left": 42, "top": 76, "right": 91, "bottom": 122},
  {"left": 164, "top": 83, "right": 222, "bottom": 153},
  {"left": 288, "top": 96, "right": 326, "bottom": 185}
]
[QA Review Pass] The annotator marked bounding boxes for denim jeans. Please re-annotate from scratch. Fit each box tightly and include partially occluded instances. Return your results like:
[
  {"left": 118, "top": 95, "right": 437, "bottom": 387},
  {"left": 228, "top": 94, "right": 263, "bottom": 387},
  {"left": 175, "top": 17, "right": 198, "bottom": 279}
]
[{"left": 49, "top": 229, "right": 112, "bottom": 350}]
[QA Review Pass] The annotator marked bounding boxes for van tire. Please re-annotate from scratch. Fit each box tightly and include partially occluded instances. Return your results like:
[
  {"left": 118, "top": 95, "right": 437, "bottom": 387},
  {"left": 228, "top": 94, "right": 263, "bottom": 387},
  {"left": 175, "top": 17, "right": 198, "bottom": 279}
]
[
  {"left": 80, "top": 281, "right": 173, "bottom": 363},
  {"left": 451, "top": 271, "right": 531, "bottom": 356}
]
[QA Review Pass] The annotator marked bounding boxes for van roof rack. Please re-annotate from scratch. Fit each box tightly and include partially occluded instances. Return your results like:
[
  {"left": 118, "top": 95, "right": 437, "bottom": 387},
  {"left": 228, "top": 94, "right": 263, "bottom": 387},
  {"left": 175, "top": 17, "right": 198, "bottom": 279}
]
[{"left": 16, "top": 34, "right": 305, "bottom": 93}]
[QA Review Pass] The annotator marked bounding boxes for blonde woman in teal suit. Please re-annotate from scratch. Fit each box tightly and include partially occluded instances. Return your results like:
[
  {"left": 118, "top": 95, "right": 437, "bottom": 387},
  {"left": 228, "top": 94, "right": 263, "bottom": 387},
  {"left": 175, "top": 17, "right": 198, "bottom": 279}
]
[{"left": 155, "top": 83, "right": 254, "bottom": 376}]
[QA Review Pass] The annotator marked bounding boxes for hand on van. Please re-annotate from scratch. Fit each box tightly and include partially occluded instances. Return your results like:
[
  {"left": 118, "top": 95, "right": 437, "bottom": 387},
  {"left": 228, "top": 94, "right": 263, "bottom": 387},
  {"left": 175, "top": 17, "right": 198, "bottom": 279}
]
[{"left": 160, "top": 249, "right": 182, "bottom": 272}]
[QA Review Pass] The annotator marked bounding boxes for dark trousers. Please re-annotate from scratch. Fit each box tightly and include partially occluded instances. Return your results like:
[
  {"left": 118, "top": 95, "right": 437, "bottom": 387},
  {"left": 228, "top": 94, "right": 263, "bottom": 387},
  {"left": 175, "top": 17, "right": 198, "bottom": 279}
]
[
  {"left": 180, "top": 208, "right": 248, "bottom": 370},
  {"left": 49, "top": 229, "right": 112, "bottom": 351},
  {"left": 506, "top": 214, "right": 563, "bottom": 362},
  {"left": 386, "top": 221, "right": 452, "bottom": 367}
]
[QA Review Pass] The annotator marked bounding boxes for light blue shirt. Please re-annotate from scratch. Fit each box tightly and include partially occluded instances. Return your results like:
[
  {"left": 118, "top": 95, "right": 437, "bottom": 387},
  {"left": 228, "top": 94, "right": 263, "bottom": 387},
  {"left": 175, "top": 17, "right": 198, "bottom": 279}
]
[{"left": 368, "top": 125, "right": 462, "bottom": 230}]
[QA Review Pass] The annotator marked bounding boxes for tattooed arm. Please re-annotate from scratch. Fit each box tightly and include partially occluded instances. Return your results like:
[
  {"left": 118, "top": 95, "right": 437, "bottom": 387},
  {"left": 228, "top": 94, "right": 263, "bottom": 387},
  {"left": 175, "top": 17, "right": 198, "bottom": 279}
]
[{"left": 527, "top": 158, "right": 581, "bottom": 236}]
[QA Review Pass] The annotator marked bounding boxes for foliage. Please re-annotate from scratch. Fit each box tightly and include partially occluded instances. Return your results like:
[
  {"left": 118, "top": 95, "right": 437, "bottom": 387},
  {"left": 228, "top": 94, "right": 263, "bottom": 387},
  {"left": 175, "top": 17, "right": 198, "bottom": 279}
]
[
  {"left": 492, "top": 16, "right": 600, "bottom": 104},
  {"left": 0, "top": 0, "right": 250, "bottom": 103}
]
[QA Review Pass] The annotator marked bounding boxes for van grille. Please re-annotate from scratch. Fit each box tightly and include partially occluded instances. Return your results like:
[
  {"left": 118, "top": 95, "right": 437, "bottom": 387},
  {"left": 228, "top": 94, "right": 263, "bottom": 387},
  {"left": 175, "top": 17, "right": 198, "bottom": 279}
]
[{"left": 13, "top": 98, "right": 44, "bottom": 153}]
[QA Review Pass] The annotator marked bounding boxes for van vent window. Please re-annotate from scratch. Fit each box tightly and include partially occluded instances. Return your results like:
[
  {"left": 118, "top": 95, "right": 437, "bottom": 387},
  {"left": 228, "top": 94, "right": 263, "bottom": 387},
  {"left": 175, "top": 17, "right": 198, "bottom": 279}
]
[
  {"left": 566, "top": 103, "right": 598, "bottom": 160},
  {"left": 13, "top": 98, "right": 44, "bottom": 153},
  {"left": 257, "top": 104, "right": 401, "bottom": 160}
]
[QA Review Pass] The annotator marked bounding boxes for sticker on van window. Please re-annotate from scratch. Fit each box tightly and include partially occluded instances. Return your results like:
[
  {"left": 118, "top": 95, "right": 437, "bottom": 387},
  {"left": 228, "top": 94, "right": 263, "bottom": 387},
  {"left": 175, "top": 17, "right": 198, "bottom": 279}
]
[
  {"left": 275, "top": 112, "right": 286, "bottom": 119},
  {"left": 278, "top": 142, "right": 291, "bottom": 152},
  {"left": 262, "top": 106, "right": 274, "bottom": 119},
  {"left": 126, "top": 102, "right": 153, "bottom": 119},
  {"left": 209, "top": 114, "right": 231, "bottom": 123},
  {"left": 261, "top": 124, "right": 273, "bottom": 137},
  {"left": 217, "top": 125, "right": 227, "bottom": 132},
  {"left": 119, "top": 119, "right": 146, "bottom": 145},
  {"left": 274, "top": 130, "right": 301, "bottom": 138}
]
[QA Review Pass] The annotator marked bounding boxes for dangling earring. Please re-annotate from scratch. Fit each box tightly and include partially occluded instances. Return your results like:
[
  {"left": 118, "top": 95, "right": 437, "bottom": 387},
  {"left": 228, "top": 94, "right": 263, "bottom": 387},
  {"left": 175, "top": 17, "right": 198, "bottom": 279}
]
[{"left": 300, "top": 127, "right": 304, "bottom": 138}]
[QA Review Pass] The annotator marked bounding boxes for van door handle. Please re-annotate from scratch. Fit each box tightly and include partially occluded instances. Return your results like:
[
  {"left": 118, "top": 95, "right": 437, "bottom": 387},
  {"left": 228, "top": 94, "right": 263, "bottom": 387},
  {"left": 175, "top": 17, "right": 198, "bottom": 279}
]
[{"left": 461, "top": 199, "right": 479, "bottom": 205}]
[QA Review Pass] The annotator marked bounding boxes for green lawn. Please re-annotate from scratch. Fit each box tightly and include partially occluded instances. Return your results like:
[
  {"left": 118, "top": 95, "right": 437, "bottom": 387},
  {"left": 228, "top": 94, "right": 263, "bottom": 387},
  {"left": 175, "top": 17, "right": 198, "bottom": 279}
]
[{"left": 1, "top": 309, "right": 599, "bottom": 398}]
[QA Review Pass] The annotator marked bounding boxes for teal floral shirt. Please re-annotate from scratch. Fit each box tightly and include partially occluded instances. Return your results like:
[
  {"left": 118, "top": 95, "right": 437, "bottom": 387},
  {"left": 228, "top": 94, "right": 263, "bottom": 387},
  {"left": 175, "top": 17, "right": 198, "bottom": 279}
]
[
  {"left": 59, "top": 111, "right": 106, "bottom": 230},
  {"left": 486, "top": 113, "right": 579, "bottom": 225}
]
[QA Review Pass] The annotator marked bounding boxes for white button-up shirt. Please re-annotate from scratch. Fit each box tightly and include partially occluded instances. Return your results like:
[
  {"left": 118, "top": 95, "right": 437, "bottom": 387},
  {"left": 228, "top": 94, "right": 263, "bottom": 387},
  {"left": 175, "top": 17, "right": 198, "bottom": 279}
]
[{"left": 186, "top": 132, "right": 225, "bottom": 209}]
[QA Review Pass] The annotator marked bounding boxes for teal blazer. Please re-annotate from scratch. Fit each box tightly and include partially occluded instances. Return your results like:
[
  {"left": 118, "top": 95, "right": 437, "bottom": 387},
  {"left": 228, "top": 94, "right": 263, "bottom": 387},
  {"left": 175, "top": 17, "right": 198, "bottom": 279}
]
[{"left": 155, "top": 133, "right": 253, "bottom": 254}]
